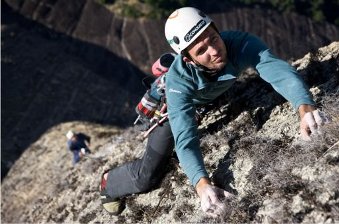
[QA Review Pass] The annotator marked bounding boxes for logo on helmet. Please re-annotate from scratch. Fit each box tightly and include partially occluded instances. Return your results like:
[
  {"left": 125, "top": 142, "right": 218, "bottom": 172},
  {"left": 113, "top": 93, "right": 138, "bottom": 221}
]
[{"left": 184, "top": 19, "right": 206, "bottom": 42}]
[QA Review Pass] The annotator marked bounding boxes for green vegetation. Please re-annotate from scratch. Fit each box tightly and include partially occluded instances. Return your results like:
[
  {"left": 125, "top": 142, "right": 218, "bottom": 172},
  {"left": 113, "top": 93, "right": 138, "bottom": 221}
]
[
  {"left": 144, "top": 0, "right": 188, "bottom": 19},
  {"left": 98, "top": 0, "right": 339, "bottom": 25},
  {"left": 227, "top": 0, "right": 339, "bottom": 25},
  {"left": 98, "top": 0, "right": 188, "bottom": 19}
]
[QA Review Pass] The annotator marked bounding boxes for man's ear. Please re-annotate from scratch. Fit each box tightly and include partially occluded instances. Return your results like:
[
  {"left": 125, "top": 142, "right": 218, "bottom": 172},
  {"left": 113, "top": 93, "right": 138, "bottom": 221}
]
[{"left": 183, "top": 56, "right": 193, "bottom": 63}]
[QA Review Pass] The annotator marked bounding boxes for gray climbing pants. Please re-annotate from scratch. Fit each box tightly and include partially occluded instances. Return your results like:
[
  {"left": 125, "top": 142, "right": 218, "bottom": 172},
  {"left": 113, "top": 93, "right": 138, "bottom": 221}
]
[{"left": 105, "top": 121, "right": 174, "bottom": 199}]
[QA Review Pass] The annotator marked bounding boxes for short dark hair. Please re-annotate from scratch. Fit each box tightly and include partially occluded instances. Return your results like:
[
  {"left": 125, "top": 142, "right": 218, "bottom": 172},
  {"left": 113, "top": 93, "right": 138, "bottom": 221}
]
[{"left": 182, "top": 49, "right": 192, "bottom": 60}]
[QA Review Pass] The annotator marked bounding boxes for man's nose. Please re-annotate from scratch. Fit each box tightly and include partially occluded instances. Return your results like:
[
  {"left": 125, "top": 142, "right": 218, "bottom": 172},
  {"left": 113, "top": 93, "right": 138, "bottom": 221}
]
[{"left": 209, "top": 46, "right": 218, "bottom": 55}]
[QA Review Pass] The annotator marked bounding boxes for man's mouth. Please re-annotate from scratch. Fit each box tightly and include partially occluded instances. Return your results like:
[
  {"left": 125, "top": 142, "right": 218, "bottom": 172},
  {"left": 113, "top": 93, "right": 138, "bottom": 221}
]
[{"left": 213, "top": 56, "right": 222, "bottom": 63}]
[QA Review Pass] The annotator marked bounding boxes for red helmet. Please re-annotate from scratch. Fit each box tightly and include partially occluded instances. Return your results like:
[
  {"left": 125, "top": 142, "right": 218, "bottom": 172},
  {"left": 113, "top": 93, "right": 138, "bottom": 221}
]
[{"left": 151, "top": 53, "right": 176, "bottom": 77}]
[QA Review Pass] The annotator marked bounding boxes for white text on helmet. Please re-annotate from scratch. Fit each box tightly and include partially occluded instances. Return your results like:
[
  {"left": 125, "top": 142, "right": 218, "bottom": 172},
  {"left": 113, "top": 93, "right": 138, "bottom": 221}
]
[{"left": 184, "top": 20, "right": 207, "bottom": 42}]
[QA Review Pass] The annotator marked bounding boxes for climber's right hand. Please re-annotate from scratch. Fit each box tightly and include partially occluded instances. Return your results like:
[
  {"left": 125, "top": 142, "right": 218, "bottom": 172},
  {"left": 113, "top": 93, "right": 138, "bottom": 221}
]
[
  {"left": 299, "top": 106, "right": 329, "bottom": 141},
  {"left": 196, "top": 178, "right": 233, "bottom": 217}
]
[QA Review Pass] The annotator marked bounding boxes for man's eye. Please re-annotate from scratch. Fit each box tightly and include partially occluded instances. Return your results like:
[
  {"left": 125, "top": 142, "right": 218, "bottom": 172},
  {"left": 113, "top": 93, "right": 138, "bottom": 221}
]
[{"left": 197, "top": 47, "right": 206, "bottom": 56}]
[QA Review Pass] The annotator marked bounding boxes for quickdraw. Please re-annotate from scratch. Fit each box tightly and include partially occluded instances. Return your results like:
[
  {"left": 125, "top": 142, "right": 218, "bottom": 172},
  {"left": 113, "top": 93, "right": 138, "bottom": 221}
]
[{"left": 143, "top": 113, "right": 168, "bottom": 138}]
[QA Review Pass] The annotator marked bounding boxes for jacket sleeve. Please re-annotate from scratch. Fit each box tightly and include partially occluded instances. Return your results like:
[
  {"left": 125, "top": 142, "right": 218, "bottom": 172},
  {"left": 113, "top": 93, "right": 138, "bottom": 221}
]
[
  {"left": 256, "top": 49, "right": 315, "bottom": 109},
  {"left": 84, "top": 135, "right": 91, "bottom": 144},
  {"left": 231, "top": 32, "right": 315, "bottom": 109},
  {"left": 165, "top": 73, "right": 209, "bottom": 187},
  {"left": 148, "top": 76, "right": 165, "bottom": 101},
  {"left": 78, "top": 133, "right": 91, "bottom": 144}
]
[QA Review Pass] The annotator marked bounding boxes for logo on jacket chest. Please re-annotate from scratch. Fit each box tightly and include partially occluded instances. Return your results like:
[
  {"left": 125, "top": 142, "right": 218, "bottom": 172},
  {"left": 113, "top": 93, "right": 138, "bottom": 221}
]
[{"left": 169, "top": 88, "right": 182, "bottom": 94}]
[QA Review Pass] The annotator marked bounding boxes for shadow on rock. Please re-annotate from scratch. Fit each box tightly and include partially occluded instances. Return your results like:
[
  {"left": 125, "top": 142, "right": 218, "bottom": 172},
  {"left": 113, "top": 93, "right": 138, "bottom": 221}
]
[{"left": 1, "top": 4, "right": 146, "bottom": 178}]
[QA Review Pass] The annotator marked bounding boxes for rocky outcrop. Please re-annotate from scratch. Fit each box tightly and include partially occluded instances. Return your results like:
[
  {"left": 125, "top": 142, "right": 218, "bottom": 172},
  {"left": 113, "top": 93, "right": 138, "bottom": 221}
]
[
  {"left": 5, "top": 0, "right": 339, "bottom": 69},
  {"left": 1, "top": 39, "right": 338, "bottom": 222},
  {"left": 1, "top": 4, "right": 145, "bottom": 177},
  {"left": 3, "top": 0, "right": 339, "bottom": 177},
  {"left": 2, "top": 1, "right": 339, "bottom": 222}
]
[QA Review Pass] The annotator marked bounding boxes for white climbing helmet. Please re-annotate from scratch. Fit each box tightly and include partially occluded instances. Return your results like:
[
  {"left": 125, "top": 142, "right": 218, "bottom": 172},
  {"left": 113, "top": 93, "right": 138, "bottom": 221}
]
[
  {"left": 165, "top": 7, "right": 213, "bottom": 54},
  {"left": 66, "top": 130, "right": 74, "bottom": 140}
]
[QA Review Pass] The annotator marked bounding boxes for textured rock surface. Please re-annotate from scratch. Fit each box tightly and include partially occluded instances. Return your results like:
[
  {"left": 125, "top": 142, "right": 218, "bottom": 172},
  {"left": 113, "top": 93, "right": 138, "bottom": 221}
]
[
  {"left": 2, "top": 38, "right": 338, "bottom": 223},
  {"left": 3, "top": 0, "right": 339, "bottom": 178},
  {"left": 2, "top": 1, "right": 339, "bottom": 222}
]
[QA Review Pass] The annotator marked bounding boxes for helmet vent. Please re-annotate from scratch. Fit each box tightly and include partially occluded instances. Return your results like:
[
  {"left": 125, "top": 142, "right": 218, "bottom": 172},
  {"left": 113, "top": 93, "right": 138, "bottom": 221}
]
[{"left": 173, "top": 36, "right": 180, "bottom": 44}]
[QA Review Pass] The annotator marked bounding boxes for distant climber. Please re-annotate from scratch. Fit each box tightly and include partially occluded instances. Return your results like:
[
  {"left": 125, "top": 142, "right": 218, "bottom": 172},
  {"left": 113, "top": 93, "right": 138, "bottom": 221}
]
[{"left": 66, "top": 130, "right": 91, "bottom": 165}]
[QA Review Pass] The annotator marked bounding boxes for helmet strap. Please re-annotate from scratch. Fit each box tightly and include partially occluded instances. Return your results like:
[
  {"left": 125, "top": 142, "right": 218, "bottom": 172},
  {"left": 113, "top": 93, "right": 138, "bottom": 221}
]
[
  {"left": 195, "top": 64, "right": 218, "bottom": 76},
  {"left": 184, "top": 51, "right": 218, "bottom": 75}
]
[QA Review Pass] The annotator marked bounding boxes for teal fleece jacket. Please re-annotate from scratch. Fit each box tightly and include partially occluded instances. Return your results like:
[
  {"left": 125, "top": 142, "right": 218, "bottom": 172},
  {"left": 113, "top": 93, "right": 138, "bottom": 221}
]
[{"left": 165, "top": 31, "right": 314, "bottom": 187}]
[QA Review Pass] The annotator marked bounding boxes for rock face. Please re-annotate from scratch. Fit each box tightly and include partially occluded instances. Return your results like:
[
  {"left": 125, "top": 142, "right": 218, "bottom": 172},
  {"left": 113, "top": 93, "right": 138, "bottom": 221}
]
[
  {"left": 1, "top": 1, "right": 339, "bottom": 222},
  {"left": 3, "top": 0, "right": 339, "bottom": 179},
  {"left": 1, "top": 3, "right": 146, "bottom": 177},
  {"left": 1, "top": 37, "right": 338, "bottom": 223},
  {"left": 5, "top": 0, "right": 339, "bottom": 66}
]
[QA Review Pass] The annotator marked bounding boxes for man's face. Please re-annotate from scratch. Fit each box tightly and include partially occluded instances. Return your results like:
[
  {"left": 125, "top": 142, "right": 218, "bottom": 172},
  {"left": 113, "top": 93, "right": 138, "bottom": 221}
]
[{"left": 186, "top": 26, "right": 227, "bottom": 71}]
